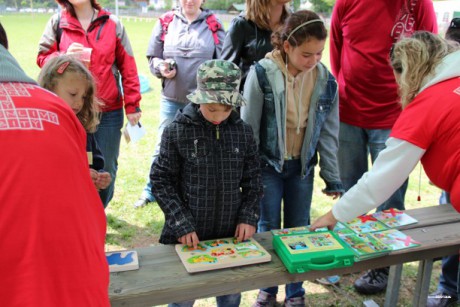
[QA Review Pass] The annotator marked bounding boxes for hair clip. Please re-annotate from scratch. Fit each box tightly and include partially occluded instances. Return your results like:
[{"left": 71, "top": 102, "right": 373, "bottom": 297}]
[{"left": 57, "top": 61, "right": 70, "bottom": 74}]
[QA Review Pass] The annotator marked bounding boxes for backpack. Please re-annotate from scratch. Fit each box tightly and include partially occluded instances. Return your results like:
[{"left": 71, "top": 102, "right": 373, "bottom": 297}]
[
  {"left": 55, "top": 13, "right": 63, "bottom": 51},
  {"left": 159, "top": 11, "right": 221, "bottom": 45}
]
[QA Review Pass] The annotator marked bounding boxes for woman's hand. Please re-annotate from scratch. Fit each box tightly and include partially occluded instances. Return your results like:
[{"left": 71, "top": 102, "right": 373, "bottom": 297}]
[
  {"left": 126, "top": 112, "right": 141, "bottom": 126},
  {"left": 66, "top": 42, "right": 85, "bottom": 53},
  {"left": 159, "top": 60, "right": 177, "bottom": 79},
  {"left": 310, "top": 210, "right": 338, "bottom": 231}
]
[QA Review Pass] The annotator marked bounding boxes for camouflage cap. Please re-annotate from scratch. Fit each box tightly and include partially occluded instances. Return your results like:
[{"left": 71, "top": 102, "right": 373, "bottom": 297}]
[{"left": 187, "top": 60, "right": 246, "bottom": 107}]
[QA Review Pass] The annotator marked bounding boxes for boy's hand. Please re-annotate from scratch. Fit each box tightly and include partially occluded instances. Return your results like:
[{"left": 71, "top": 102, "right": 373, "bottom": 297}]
[
  {"left": 310, "top": 210, "right": 338, "bottom": 231},
  {"left": 234, "top": 223, "right": 256, "bottom": 242},
  {"left": 178, "top": 232, "right": 200, "bottom": 249}
]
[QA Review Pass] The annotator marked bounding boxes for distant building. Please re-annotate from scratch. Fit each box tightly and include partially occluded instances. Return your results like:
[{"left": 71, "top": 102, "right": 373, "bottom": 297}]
[
  {"left": 149, "top": 0, "right": 166, "bottom": 10},
  {"left": 433, "top": 0, "right": 460, "bottom": 34},
  {"left": 227, "top": 3, "right": 245, "bottom": 14}
]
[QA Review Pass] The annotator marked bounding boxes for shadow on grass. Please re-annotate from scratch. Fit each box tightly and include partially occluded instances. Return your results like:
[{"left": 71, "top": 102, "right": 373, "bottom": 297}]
[{"left": 106, "top": 213, "right": 164, "bottom": 249}]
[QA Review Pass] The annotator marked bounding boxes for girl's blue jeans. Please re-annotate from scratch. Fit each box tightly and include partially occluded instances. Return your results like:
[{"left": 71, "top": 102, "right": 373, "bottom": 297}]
[
  {"left": 94, "top": 108, "right": 123, "bottom": 208},
  {"left": 258, "top": 159, "right": 314, "bottom": 299}
]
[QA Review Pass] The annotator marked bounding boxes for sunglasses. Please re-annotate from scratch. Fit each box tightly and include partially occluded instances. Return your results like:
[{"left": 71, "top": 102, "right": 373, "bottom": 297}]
[{"left": 450, "top": 18, "right": 460, "bottom": 29}]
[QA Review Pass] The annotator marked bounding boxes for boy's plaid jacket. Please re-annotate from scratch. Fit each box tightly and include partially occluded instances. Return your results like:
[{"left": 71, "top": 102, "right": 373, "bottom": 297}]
[{"left": 151, "top": 103, "right": 263, "bottom": 244}]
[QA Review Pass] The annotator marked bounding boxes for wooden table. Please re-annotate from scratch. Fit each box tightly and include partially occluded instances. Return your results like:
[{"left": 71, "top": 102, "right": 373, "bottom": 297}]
[{"left": 109, "top": 205, "right": 460, "bottom": 307}]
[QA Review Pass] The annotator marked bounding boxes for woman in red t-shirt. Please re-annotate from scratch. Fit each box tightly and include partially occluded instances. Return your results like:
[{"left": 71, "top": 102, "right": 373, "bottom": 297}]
[{"left": 311, "top": 31, "right": 460, "bottom": 228}]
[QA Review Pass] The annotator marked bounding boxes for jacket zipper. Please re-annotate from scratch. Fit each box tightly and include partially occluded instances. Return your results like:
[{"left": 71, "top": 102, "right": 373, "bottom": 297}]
[{"left": 216, "top": 125, "right": 220, "bottom": 140}]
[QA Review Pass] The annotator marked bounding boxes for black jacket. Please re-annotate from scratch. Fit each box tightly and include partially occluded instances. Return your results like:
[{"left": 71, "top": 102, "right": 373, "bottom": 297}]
[
  {"left": 151, "top": 103, "right": 263, "bottom": 244},
  {"left": 221, "top": 14, "right": 274, "bottom": 90},
  {"left": 86, "top": 133, "right": 104, "bottom": 171}
]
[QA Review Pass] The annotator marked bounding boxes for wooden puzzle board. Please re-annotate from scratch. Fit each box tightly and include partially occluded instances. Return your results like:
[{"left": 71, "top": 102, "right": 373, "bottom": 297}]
[
  {"left": 175, "top": 237, "right": 271, "bottom": 273},
  {"left": 106, "top": 250, "right": 139, "bottom": 273}
]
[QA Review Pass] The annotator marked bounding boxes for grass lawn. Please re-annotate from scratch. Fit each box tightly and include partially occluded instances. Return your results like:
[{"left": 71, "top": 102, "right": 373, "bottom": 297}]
[{"left": 1, "top": 13, "right": 446, "bottom": 306}]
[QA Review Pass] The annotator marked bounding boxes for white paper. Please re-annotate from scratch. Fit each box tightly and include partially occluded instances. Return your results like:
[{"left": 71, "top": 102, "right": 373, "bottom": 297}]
[{"left": 125, "top": 122, "right": 146, "bottom": 143}]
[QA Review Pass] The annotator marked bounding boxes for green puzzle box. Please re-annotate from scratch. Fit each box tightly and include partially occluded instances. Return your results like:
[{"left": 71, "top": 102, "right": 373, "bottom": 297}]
[{"left": 272, "top": 227, "right": 355, "bottom": 274}]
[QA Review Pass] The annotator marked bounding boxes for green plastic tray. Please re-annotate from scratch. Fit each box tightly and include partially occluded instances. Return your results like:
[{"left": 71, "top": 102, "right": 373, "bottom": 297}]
[{"left": 273, "top": 230, "right": 355, "bottom": 274}]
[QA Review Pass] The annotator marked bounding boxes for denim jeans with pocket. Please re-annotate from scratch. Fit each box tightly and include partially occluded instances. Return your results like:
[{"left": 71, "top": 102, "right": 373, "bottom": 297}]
[
  {"left": 338, "top": 122, "right": 408, "bottom": 212},
  {"left": 141, "top": 98, "right": 185, "bottom": 202},
  {"left": 168, "top": 293, "right": 241, "bottom": 307},
  {"left": 94, "top": 108, "right": 123, "bottom": 208},
  {"left": 258, "top": 159, "right": 314, "bottom": 299}
]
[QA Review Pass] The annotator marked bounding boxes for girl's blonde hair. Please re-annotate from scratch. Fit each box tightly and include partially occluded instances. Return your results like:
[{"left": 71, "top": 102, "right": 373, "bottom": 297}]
[
  {"left": 38, "top": 55, "right": 102, "bottom": 133},
  {"left": 245, "top": 0, "right": 289, "bottom": 31},
  {"left": 390, "top": 31, "right": 459, "bottom": 108}
]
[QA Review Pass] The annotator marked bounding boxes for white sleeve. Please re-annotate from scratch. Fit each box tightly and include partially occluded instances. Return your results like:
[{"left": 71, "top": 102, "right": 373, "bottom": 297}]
[{"left": 332, "top": 138, "right": 425, "bottom": 222}]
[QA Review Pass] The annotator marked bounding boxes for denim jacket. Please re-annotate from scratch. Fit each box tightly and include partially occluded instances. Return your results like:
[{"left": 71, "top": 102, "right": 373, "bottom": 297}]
[{"left": 241, "top": 59, "right": 344, "bottom": 193}]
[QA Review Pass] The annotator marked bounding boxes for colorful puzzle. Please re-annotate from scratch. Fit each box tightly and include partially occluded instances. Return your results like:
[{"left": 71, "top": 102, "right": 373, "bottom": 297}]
[
  {"left": 175, "top": 237, "right": 271, "bottom": 273},
  {"left": 106, "top": 250, "right": 139, "bottom": 272}
]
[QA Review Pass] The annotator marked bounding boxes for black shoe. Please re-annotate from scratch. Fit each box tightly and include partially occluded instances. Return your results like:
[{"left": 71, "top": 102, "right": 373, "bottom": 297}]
[
  {"left": 427, "top": 290, "right": 458, "bottom": 307},
  {"left": 354, "top": 267, "right": 389, "bottom": 294}
]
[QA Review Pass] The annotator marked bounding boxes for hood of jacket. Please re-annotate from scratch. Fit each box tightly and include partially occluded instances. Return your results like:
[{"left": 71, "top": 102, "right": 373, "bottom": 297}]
[
  {"left": 419, "top": 50, "right": 460, "bottom": 93},
  {"left": 174, "top": 102, "right": 242, "bottom": 127},
  {"left": 173, "top": 7, "right": 215, "bottom": 24},
  {"left": 0, "top": 46, "right": 36, "bottom": 84}
]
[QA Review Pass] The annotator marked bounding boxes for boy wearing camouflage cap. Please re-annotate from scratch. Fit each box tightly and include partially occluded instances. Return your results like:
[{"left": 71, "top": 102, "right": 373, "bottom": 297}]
[{"left": 150, "top": 60, "right": 263, "bottom": 307}]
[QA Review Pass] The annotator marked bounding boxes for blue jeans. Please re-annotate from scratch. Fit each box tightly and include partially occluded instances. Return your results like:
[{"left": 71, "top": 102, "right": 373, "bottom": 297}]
[
  {"left": 259, "top": 159, "right": 313, "bottom": 299},
  {"left": 438, "top": 192, "right": 459, "bottom": 298},
  {"left": 140, "top": 98, "right": 185, "bottom": 202},
  {"left": 94, "top": 108, "right": 123, "bottom": 208},
  {"left": 168, "top": 293, "right": 241, "bottom": 307},
  {"left": 338, "top": 122, "right": 408, "bottom": 212}
]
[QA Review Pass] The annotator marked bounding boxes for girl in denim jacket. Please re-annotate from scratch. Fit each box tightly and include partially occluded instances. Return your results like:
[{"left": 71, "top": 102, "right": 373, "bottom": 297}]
[{"left": 241, "top": 10, "right": 344, "bottom": 307}]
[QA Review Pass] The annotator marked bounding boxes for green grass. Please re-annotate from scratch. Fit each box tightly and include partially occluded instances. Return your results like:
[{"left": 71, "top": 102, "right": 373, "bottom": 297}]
[{"left": 1, "top": 13, "right": 445, "bottom": 306}]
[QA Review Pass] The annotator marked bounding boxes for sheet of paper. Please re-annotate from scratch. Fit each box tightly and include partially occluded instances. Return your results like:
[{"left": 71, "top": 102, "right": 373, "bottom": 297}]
[{"left": 124, "top": 122, "right": 146, "bottom": 143}]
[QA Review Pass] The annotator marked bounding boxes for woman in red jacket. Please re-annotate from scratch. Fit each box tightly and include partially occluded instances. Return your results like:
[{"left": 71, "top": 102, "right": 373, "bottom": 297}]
[{"left": 37, "top": 0, "right": 142, "bottom": 208}]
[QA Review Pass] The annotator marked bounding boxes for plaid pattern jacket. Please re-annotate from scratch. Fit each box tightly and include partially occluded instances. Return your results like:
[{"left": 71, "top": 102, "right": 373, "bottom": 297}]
[{"left": 151, "top": 103, "right": 263, "bottom": 244}]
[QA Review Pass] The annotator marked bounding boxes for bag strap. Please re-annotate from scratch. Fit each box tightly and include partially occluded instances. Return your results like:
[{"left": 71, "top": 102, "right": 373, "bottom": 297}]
[
  {"left": 159, "top": 11, "right": 175, "bottom": 42},
  {"left": 55, "top": 12, "right": 62, "bottom": 51},
  {"left": 205, "top": 14, "right": 221, "bottom": 45},
  {"left": 160, "top": 11, "right": 220, "bottom": 45}
]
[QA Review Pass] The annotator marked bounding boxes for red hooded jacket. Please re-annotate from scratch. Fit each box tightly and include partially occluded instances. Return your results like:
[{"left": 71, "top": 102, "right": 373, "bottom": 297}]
[{"left": 37, "top": 9, "right": 141, "bottom": 114}]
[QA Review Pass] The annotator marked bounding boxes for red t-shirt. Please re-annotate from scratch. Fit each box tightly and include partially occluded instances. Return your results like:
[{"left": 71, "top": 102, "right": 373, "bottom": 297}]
[
  {"left": 390, "top": 78, "right": 460, "bottom": 212},
  {"left": 330, "top": 0, "right": 437, "bottom": 129},
  {"left": 0, "top": 82, "right": 109, "bottom": 306}
]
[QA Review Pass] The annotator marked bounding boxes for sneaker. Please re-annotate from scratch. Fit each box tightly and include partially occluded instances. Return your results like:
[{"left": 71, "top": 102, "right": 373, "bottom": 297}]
[
  {"left": 316, "top": 275, "right": 340, "bottom": 285},
  {"left": 252, "top": 290, "right": 276, "bottom": 307},
  {"left": 284, "top": 296, "right": 305, "bottom": 307},
  {"left": 133, "top": 197, "right": 151, "bottom": 208},
  {"left": 427, "top": 290, "right": 458, "bottom": 307},
  {"left": 354, "top": 267, "right": 389, "bottom": 294}
]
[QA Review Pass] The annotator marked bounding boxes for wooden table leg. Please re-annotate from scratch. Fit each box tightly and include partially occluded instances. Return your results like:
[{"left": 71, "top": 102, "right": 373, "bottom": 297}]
[
  {"left": 412, "top": 259, "right": 434, "bottom": 307},
  {"left": 384, "top": 264, "right": 403, "bottom": 307}
]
